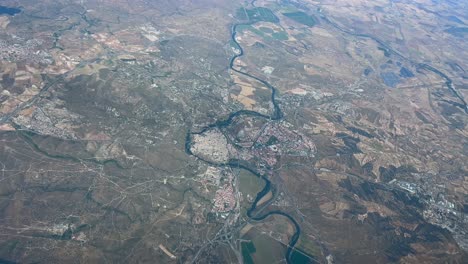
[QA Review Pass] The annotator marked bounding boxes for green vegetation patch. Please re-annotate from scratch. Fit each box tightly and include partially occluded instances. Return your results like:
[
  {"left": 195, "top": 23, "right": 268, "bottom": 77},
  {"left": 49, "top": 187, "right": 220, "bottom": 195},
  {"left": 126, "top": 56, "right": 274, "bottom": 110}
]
[
  {"left": 295, "top": 236, "right": 322, "bottom": 262},
  {"left": 0, "top": 240, "right": 19, "bottom": 256},
  {"left": 279, "top": 6, "right": 300, "bottom": 13},
  {"left": 241, "top": 241, "right": 256, "bottom": 264},
  {"left": 229, "top": 39, "right": 239, "bottom": 49},
  {"left": 237, "top": 22, "right": 289, "bottom": 42},
  {"left": 236, "top": 7, "right": 279, "bottom": 23},
  {"left": 272, "top": 31, "right": 288, "bottom": 40},
  {"left": 237, "top": 24, "right": 266, "bottom": 38},
  {"left": 282, "top": 11, "right": 316, "bottom": 27},
  {"left": 239, "top": 169, "right": 264, "bottom": 202},
  {"left": 251, "top": 234, "right": 285, "bottom": 263},
  {"left": 290, "top": 248, "right": 316, "bottom": 264},
  {"left": 259, "top": 27, "right": 274, "bottom": 34}
]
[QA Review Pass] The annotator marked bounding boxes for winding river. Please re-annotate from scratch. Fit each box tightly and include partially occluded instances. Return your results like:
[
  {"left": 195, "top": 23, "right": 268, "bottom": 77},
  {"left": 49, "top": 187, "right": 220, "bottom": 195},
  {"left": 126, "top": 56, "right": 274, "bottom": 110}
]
[
  {"left": 184, "top": 6, "right": 301, "bottom": 264},
  {"left": 185, "top": 2, "right": 468, "bottom": 263}
]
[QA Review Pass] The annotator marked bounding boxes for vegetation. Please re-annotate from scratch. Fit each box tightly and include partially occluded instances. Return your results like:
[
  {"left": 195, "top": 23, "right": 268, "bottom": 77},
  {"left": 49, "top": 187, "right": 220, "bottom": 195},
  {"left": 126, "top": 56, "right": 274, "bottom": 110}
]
[
  {"left": 251, "top": 234, "right": 285, "bottom": 263},
  {"left": 237, "top": 24, "right": 267, "bottom": 38},
  {"left": 238, "top": 25, "right": 289, "bottom": 41},
  {"left": 259, "top": 27, "right": 274, "bottom": 34},
  {"left": 282, "top": 11, "right": 316, "bottom": 26},
  {"left": 241, "top": 241, "right": 256, "bottom": 264},
  {"left": 290, "top": 248, "right": 316, "bottom": 264},
  {"left": 236, "top": 7, "right": 279, "bottom": 23},
  {"left": 272, "top": 31, "right": 288, "bottom": 40}
]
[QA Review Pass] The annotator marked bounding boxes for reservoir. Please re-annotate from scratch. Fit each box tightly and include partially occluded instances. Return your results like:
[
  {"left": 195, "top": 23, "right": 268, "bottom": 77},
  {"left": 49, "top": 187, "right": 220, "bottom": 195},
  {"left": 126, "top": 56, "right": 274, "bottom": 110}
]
[{"left": 0, "top": 6, "right": 21, "bottom": 16}]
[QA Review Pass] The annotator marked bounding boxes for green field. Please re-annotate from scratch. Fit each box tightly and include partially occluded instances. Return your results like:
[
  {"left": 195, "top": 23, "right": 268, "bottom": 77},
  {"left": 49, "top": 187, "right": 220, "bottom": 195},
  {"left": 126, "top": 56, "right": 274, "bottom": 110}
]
[
  {"left": 282, "top": 11, "right": 317, "bottom": 27},
  {"left": 290, "top": 248, "right": 316, "bottom": 264},
  {"left": 241, "top": 241, "right": 256, "bottom": 264},
  {"left": 251, "top": 234, "right": 285, "bottom": 264},
  {"left": 236, "top": 7, "right": 280, "bottom": 23},
  {"left": 293, "top": 236, "right": 322, "bottom": 263},
  {"left": 259, "top": 27, "right": 274, "bottom": 34},
  {"left": 272, "top": 31, "right": 288, "bottom": 40},
  {"left": 238, "top": 169, "right": 264, "bottom": 202},
  {"left": 237, "top": 24, "right": 267, "bottom": 38},
  {"left": 237, "top": 24, "right": 289, "bottom": 41}
]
